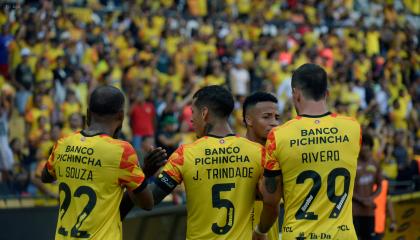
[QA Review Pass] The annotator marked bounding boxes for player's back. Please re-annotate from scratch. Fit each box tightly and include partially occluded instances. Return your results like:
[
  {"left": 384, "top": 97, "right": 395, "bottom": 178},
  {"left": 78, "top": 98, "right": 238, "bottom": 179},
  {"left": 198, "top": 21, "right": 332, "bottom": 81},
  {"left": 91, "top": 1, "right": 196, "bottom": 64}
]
[
  {"left": 174, "top": 135, "right": 264, "bottom": 239},
  {"left": 267, "top": 113, "right": 360, "bottom": 239},
  {"left": 47, "top": 131, "right": 143, "bottom": 240}
]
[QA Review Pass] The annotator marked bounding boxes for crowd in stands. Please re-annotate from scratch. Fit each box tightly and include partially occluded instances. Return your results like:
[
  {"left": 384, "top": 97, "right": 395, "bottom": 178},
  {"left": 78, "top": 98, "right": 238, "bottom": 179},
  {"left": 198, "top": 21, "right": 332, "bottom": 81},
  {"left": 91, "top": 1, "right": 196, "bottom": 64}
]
[{"left": 0, "top": 0, "right": 419, "bottom": 201}]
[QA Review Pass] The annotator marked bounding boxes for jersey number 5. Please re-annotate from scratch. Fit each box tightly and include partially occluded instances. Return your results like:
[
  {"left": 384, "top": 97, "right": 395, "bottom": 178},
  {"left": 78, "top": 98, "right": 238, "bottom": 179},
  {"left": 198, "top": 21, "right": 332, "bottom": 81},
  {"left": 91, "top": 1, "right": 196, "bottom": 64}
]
[
  {"left": 211, "top": 183, "right": 235, "bottom": 235},
  {"left": 58, "top": 182, "right": 97, "bottom": 238},
  {"left": 295, "top": 168, "right": 350, "bottom": 220}
]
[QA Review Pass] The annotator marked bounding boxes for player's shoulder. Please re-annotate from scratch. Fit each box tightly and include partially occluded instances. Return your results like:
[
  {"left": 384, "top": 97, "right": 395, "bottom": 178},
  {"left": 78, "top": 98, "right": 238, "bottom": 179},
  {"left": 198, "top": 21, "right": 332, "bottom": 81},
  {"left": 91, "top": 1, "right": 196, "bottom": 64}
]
[
  {"left": 96, "top": 134, "right": 136, "bottom": 153},
  {"left": 182, "top": 137, "right": 207, "bottom": 150},
  {"left": 331, "top": 113, "right": 359, "bottom": 123},
  {"left": 237, "top": 136, "right": 265, "bottom": 149},
  {"left": 269, "top": 118, "right": 301, "bottom": 137},
  {"left": 330, "top": 113, "right": 361, "bottom": 129},
  {"left": 57, "top": 131, "right": 81, "bottom": 144},
  {"left": 277, "top": 117, "right": 302, "bottom": 130}
]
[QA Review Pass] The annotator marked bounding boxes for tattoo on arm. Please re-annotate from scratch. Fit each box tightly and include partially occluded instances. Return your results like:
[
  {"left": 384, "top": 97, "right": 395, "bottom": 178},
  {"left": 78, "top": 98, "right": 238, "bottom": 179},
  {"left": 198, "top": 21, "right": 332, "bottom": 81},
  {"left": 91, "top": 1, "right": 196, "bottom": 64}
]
[{"left": 265, "top": 177, "right": 277, "bottom": 194}]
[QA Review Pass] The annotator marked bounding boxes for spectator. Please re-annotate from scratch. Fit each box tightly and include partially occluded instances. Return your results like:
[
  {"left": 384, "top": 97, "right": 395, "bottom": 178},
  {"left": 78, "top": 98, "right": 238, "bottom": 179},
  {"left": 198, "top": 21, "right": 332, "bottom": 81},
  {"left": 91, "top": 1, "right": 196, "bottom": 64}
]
[
  {"left": 9, "top": 138, "right": 30, "bottom": 195},
  {"left": 156, "top": 115, "right": 181, "bottom": 156},
  {"left": 14, "top": 48, "right": 34, "bottom": 115},
  {"left": 0, "top": 0, "right": 417, "bottom": 202},
  {"left": 60, "top": 89, "right": 82, "bottom": 125},
  {"left": 62, "top": 112, "right": 83, "bottom": 137},
  {"left": 229, "top": 62, "right": 250, "bottom": 97},
  {"left": 130, "top": 93, "right": 156, "bottom": 151},
  {"left": 353, "top": 133, "right": 382, "bottom": 240},
  {"left": 0, "top": 94, "right": 13, "bottom": 185},
  {"left": 0, "top": 24, "right": 13, "bottom": 78},
  {"left": 393, "top": 130, "right": 410, "bottom": 178}
]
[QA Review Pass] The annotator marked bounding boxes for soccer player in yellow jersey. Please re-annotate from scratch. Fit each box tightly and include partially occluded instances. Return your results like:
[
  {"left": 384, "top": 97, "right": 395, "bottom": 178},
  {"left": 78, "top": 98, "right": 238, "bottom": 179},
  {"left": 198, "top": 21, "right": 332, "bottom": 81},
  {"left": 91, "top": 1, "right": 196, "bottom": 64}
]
[
  {"left": 243, "top": 92, "right": 281, "bottom": 240},
  {"left": 152, "top": 85, "right": 266, "bottom": 239},
  {"left": 254, "top": 64, "right": 361, "bottom": 240},
  {"left": 41, "top": 86, "right": 166, "bottom": 240}
]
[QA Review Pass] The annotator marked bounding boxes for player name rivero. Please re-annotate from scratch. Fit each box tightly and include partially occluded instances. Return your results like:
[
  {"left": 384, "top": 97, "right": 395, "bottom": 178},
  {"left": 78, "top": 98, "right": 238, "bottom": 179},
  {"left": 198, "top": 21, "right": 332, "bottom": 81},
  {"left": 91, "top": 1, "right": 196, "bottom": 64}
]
[
  {"left": 192, "top": 146, "right": 255, "bottom": 180},
  {"left": 290, "top": 127, "right": 350, "bottom": 147}
]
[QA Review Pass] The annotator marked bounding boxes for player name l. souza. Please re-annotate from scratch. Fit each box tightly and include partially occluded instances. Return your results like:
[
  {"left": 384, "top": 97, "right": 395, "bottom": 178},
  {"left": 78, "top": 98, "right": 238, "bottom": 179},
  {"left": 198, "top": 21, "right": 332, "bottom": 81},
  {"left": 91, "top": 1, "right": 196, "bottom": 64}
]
[
  {"left": 56, "top": 145, "right": 103, "bottom": 181},
  {"left": 193, "top": 147, "right": 254, "bottom": 180}
]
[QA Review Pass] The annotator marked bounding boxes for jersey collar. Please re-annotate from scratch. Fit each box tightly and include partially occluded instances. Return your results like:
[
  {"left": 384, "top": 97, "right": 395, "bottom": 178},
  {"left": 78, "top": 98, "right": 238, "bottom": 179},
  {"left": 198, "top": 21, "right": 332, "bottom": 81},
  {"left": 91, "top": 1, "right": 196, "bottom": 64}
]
[
  {"left": 206, "top": 133, "right": 236, "bottom": 138},
  {"left": 80, "top": 130, "right": 108, "bottom": 137},
  {"left": 298, "top": 112, "right": 332, "bottom": 118}
]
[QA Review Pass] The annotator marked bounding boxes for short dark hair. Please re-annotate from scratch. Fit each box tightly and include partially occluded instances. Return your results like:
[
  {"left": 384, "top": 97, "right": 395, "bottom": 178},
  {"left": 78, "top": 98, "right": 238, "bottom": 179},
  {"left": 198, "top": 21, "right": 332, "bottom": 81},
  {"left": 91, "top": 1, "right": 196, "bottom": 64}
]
[
  {"left": 243, "top": 92, "right": 278, "bottom": 125},
  {"left": 192, "top": 85, "right": 234, "bottom": 118},
  {"left": 362, "top": 133, "right": 374, "bottom": 148},
  {"left": 291, "top": 63, "right": 328, "bottom": 101},
  {"left": 89, "top": 85, "right": 125, "bottom": 115}
]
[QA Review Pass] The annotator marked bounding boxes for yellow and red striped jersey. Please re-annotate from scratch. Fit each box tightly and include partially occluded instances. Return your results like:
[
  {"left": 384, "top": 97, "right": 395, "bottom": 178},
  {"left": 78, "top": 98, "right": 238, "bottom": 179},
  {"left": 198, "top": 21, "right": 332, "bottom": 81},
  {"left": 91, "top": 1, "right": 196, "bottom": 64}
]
[
  {"left": 46, "top": 131, "right": 145, "bottom": 240},
  {"left": 159, "top": 134, "right": 264, "bottom": 240},
  {"left": 265, "top": 113, "right": 361, "bottom": 240}
]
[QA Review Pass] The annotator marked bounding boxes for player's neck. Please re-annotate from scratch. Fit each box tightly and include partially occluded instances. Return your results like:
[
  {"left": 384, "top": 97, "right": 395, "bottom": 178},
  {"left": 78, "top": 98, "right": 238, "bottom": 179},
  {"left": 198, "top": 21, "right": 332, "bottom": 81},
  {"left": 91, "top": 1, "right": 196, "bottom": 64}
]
[
  {"left": 85, "top": 122, "right": 116, "bottom": 137},
  {"left": 246, "top": 130, "right": 265, "bottom": 145},
  {"left": 297, "top": 101, "right": 329, "bottom": 116},
  {"left": 205, "top": 120, "right": 234, "bottom": 137}
]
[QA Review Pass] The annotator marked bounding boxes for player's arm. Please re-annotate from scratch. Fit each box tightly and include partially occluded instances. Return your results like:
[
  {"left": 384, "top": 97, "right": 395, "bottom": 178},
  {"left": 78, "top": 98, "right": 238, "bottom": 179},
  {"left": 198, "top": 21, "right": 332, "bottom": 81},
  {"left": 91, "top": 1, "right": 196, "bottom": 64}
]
[
  {"left": 41, "top": 167, "right": 56, "bottom": 183},
  {"left": 150, "top": 171, "right": 179, "bottom": 204},
  {"left": 41, "top": 144, "right": 58, "bottom": 183},
  {"left": 255, "top": 172, "right": 283, "bottom": 239},
  {"left": 120, "top": 147, "right": 167, "bottom": 219},
  {"left": 254, "top": 130, "right": 283, "bottom": 239},
  {"left": 120, "top": 171, "right": 178, "bottom": 220},
  {"left": 150, "top": 145, "right": 185, "bottom": 205},
  {"left": 125, "top": 181, "right": 154, "bottom": 211}
]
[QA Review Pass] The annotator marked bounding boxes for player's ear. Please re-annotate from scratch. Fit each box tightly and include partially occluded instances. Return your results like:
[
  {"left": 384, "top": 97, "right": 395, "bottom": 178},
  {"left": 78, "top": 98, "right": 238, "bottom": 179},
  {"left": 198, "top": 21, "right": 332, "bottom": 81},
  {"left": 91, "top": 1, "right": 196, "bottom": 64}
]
[
  {"left": 201, "top": 106, "right": 209, "bottom": 121},
  {"left": 245, "top": 114, "right": 252, "bottom": 127},
  {"left": 293, "top": 88, "right": 301, "bottom": 103}
]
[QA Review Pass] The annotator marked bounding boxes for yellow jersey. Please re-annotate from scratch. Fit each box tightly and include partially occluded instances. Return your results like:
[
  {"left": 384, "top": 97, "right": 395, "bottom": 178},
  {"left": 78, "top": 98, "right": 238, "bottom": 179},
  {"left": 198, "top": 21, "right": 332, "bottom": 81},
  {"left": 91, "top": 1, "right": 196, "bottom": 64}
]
[
  {"left": 46, "top": 131, "right": 146, "bottom": 240},
  {"left": 158, "top": 134, "right": 264, "bottom": 240},
  {"left": 265, "top": 113, "right": 360, "bottom": 240}
]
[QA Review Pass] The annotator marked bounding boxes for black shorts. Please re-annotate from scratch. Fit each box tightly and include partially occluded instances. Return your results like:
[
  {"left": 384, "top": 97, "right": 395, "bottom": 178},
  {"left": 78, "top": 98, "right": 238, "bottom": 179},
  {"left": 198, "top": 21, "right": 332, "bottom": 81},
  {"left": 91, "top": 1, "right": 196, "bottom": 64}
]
[{"left": 353, "top": 216, "right": 375, "bottom": 240}]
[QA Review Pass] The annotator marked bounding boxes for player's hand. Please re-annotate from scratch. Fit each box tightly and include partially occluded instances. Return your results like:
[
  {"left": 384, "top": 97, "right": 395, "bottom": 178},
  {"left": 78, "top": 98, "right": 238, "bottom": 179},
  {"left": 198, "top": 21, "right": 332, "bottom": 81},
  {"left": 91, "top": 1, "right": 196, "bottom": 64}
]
[
  {"left": 252, "top": 231, "right": 267, "bottom": 240},
  {"left": 142, "top": 147, "right": 167, "bottom": 178}
]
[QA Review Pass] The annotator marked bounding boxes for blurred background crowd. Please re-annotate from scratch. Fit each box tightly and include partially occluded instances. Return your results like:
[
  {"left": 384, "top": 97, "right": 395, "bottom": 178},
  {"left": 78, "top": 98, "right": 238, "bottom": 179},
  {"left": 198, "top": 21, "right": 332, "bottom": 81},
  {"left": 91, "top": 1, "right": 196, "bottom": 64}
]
[{"left": 0, "top": 0, "right": 419, "bottom": 201}]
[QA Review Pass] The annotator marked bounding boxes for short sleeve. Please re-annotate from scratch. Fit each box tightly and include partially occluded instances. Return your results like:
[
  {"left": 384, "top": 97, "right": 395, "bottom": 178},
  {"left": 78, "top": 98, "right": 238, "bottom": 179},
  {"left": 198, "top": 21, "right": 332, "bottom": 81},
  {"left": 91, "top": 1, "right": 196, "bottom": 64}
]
[
  {"left": 118, "top": 142, "right": 146, "bottom": 191},
  {"left": 45, "top": 143, "right": 58, "bottom": 178},
  {"left": 161, "top": 145, "right": 184, "bottom": 184},
  {"left": 264, "top": 129, "right": 282, "bottom": 177},
  {"left": 35, "top": 160, "right": 47, "bottom": 178}
]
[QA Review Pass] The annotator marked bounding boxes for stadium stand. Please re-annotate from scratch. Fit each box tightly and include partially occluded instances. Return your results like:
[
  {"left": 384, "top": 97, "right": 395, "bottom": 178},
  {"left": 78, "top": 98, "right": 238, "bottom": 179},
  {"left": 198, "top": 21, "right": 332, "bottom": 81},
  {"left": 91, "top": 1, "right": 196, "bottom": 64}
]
[{"left": 0, "top": 0, "right": 418, "bottom": 239}]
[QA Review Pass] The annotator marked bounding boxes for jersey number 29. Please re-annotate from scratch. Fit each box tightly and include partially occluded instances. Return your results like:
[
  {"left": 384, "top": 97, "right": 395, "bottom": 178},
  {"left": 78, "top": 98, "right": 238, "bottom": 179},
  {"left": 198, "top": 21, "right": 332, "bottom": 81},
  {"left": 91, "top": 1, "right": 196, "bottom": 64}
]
[{"left": 295, "top": 168, "right": 350, "bottom": 220}]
